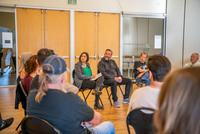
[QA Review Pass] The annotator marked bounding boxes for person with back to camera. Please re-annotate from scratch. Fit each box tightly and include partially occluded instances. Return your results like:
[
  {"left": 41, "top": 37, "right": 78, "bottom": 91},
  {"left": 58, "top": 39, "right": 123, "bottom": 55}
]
[
  {"left": 30, "top": 48, "right": 79, "bottom": 94},
  {"left": 154, "top": 67, "right": 200, "bottom": 134},
  {"left": 74, "top": 52, "right": 104, "bottom": 110},
  {"left": 98, "top": 49, "right": 132, "bottom": 108},
  {"left": 127, "top": 55, "right": 171, "bottom": 114},
  {"left": 184, "top": 53, "right": 200, "bottom": 67},
  {"left": 134, "top": 52, "right": 151, "bottom": 86},
  {"left": 27, "top": 55, "right": 115, "bottom": 134},
  {"left": 22, "top": 55, "right": 38, "bottom": 94},
  {"left": 15, "top": 52, "right": 32, "bottom": 112}
]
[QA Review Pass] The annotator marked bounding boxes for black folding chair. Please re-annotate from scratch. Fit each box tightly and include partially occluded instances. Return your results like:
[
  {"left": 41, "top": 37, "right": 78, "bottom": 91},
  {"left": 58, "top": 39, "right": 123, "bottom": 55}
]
[
  {"left": 72, "top": 70, "right": 103, "bottom": 106},
  {"left": 15, "top": 76, "right": 28, "bottom": 131},
  {"left": 20, "top": 116, "right": 61, "bottom": 134},
  {"left": 126, "top": 107, "right": 155, "bottom": 134},
  {"left": 102, "top": 84, "right": 124, "bottom": 106}
]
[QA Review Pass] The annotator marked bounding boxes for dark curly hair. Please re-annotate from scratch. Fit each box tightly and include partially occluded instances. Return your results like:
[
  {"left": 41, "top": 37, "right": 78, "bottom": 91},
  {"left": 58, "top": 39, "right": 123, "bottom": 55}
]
[{"left": 24, "top": 55, "right": 38, "bottom": 78}]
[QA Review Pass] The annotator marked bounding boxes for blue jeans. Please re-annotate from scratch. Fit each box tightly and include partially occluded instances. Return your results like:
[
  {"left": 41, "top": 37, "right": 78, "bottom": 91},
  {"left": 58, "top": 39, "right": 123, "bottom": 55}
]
[
  {"left": 136, "top": 72, "right": 151, "bottom": 86},
  {"left": 88, "top": 121, "right": 115, "bottom": 134}
]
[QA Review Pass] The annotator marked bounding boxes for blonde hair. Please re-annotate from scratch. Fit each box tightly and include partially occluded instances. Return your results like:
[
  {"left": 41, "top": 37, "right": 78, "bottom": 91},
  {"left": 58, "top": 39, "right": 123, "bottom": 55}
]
[
  {"left": 155, "top": 67, "right": 200, "bottom": 134},
  {"left": 35, "top": 72, "right": 66, "bottom": 103}
]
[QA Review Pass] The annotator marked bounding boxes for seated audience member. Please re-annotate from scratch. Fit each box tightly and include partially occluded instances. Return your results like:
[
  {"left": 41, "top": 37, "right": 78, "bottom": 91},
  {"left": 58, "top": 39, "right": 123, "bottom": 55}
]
[
  {"left": 15, "top": 52, "right": 32, "bottom": 112},
  {"left": 74, "top": 52, "right": 104, "bottom": 109},
  {"left": 30, "top": 48, "right": 78, "bottom": 94},
  {"left": 184, "top": 53, "right": 200, "bottom": 67},
  {"left": 18, "top": 52, "right": 32, "bottom": 79},
  {"left": 0, "top": 112, "right": 14, "bottom": 131},
  {"left": 27, "top": 55, "right": 115, "bottom": 134},
  {"left": 22, "top": 55, "right": 38, "bottom": 94},
  {"left": 128, "top": 55, "right": 171, "bottom": 114},
  {"left": 98, "top": 49, "right": 132, "bottom": 107},
  {"left": 134, "top": 52, "right": 151, "bottom": 86},
  {"left": 155, "top": 67, "right": 200, "bottom": 134}
]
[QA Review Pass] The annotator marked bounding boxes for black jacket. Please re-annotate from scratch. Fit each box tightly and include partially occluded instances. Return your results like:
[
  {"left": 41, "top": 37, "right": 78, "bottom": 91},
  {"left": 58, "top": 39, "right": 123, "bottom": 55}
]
[
  {"left": 98, "top": 57, "right": 122, "bottom": 79},
  {"left": 15, "top": 76, "right": 26, "bottom": 110}
]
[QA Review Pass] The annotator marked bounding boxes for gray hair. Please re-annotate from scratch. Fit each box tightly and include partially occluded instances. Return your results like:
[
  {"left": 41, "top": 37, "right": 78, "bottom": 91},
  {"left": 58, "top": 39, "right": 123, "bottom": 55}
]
[
  {"left": 19, "top": 52, "right": 32, "bottom": 73},
  {"left": 192, "top": 53, "right": 199, "bottom": 59}
]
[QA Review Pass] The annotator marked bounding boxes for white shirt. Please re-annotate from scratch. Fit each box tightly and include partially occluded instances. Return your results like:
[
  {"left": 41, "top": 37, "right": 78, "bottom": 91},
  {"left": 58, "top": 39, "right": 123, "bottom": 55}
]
[
  {"left": 127, "top": 86, "right": 160, "bottom": 114},
  {"left": 184, "top": 61, "right": 200, "bottom": 68}
]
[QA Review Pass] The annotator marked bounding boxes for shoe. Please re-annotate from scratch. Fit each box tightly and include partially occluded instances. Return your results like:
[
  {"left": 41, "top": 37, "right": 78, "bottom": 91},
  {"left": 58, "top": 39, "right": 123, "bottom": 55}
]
[
  {"left": 0, "top": 117, "right": 14, "bottom": 131},
  {"left": 123, "top": 98, "right": 130, "bottom": 104},
  {"left": 113, "top": 101, "right": 120, "bottom": 108},
  {"left": 92, "top": 91, "right": 102, "bottom": 95},
  {"left": 94, "top": 103, "right": 104, "bottom": 110}
]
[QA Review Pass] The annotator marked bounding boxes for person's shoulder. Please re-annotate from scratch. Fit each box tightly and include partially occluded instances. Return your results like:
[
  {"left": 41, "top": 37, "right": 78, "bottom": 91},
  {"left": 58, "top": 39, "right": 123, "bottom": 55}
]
[
  {"left": 86, "top": 62, "right": 90, "bottom": 66},
  {"left": 75, "top": 61, "right": 81, "bottom": 66},
  {"left": 64, "top": 92, "right": 86, "bottom": 104},
  {"left": 98, "top": 59, "right": 104, "bottom": 65},
  {"left": 184, "top": 62, "right": 191, "bottom": 68},
  {"left": 30, "top": 75, "right": 39, "bottom": 90},
  {"left": 134, "top": 86, "right": 152, "bottom": 93},
  {"left": 111, "top": 59, "right": 116, "bottom": 62},
  {"left": 135, "top": 61, "right": 140, "bottom": 64},
  {"left": 195, "top": 61, "right": 200, "bottom": 66}
]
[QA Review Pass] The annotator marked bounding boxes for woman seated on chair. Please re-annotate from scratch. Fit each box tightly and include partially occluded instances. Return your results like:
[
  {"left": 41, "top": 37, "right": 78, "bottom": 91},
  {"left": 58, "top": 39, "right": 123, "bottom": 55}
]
[
  {"left": 154, "top": 67, "right": 200, "bottom": 134},
  {"left": 74, "top": 52, "right": 104, "bottom": 110},
  {"left": 22, "top": 55, "right": 38, "bottom": 94}
]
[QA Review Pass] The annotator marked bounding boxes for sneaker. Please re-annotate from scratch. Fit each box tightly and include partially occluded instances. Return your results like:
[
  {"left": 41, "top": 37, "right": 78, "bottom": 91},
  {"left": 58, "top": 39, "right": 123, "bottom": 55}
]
[
  {"left": 123, "top": 98, "right": 130, "bottom": 104},
  {"left": 113, "top": 101, "right": 120, "bottom": 108}
]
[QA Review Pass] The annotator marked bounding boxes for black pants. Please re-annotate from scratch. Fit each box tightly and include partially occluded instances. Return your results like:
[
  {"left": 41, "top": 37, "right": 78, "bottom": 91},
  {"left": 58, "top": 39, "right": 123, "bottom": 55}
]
[
  {"left": 81, "top": 76, "right": 104, "bottom": 89},
  {"left": 103, "top": 77, "right": 132, "bottom": 102},
  {"left": 81, "top": 76, "right": 104, "bottom": 104}
]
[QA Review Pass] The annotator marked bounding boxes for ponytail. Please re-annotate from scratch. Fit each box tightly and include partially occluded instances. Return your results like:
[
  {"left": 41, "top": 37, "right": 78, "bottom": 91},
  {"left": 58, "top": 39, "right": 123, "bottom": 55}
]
[{"left": 35, "top": 73, "right": 49, "bottom": 103}]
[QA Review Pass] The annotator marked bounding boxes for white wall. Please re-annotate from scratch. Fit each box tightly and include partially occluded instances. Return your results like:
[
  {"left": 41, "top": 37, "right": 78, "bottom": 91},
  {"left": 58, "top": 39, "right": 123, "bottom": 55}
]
[
  {"left": 166, "top": 0, "right": 200, "bottom": 70},
  {"left": 0, "top": 0, "right": 166, "bottom": 13},
  {"left": 119, "top": 0, "right": 166, "bottom": 14},
  {"left": 184, "top": 0, "right": 200, "bottom": 64},
  {"left": 0, "top": 0, "right": 121, "bottom": 12}
]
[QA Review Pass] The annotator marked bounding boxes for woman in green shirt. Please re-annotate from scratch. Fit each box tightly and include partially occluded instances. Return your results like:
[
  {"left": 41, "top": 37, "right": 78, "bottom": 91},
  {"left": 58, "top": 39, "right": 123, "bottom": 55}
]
[{"left": 74, "top": 52, "right": 104, "bottom": 110}]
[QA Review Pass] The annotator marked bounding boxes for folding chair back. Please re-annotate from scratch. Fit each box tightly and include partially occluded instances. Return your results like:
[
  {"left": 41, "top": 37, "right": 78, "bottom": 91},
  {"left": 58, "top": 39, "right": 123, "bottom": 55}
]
[
  {"left": 21, "top": 116, "right": 61, "bottom": 134},
  {"left": 126, "top": 107, "right": 155, "bottom": 134}
]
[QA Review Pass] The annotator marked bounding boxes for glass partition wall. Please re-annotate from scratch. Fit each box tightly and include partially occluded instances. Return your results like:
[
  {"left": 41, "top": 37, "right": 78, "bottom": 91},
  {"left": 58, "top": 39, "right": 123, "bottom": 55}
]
[
  {"left": 0, "top": 9, "right": 16, "bottom": 86},
  {"left": 122, "top": 16, "right": 165, "bottom": 79}
]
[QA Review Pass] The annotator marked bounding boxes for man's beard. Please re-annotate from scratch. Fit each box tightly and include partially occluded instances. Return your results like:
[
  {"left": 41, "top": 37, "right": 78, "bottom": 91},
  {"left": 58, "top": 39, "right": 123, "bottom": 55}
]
[{"left": 105, "top": 57, "right": 110, "bottom": 60}]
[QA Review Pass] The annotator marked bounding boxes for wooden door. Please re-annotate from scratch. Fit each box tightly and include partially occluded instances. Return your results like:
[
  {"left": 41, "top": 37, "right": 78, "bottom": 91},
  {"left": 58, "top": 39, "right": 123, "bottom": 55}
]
[
  {"left": 45, "top": 10, "right": 70, "bottom": 81},
  {"left": 98, "top": 13, "right": 120, "bottom": 66},
  {"left": 75, "top": 12, "right": 98, "bottom": 74},
  {"left": 17, "top": 8, "right": 44, "bottom": 58}
]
